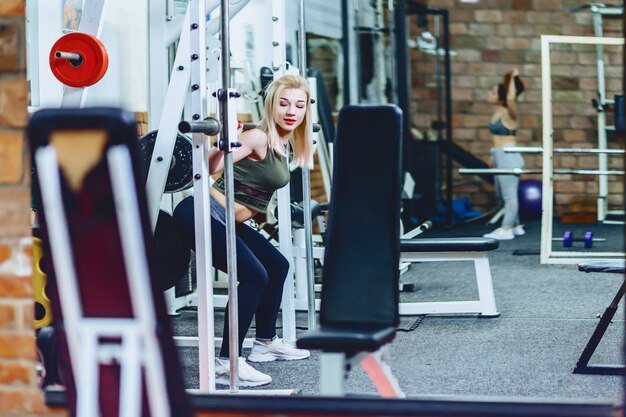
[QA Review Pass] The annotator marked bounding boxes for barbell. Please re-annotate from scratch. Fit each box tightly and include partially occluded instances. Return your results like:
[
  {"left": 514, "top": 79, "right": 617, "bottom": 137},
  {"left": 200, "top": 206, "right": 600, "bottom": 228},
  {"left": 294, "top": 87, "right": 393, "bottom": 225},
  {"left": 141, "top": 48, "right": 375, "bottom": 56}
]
[
  {"left": 502, "top": 146, "right": 624, "bottom": 155},
  {"left": 459, "top": 168, "right": 625, "bottom": 175},
  {"left": 178, "top": 119, "right": 321, "bottom": 135}
]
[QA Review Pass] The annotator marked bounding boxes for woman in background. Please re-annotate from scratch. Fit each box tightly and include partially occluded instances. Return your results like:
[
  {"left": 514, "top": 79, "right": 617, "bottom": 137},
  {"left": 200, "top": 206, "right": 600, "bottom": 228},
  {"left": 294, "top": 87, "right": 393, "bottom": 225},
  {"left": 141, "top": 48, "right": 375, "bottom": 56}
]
[{"left": 483, "top": 69, "right": 526, "bottom": 240}]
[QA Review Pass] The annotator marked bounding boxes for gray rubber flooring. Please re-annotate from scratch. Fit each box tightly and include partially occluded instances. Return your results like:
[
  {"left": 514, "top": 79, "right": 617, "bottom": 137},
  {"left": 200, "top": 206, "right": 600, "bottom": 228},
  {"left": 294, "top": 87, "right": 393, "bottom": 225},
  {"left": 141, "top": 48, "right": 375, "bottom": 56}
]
[{"left": 171, "top": 219, "right": 624, "bottom": 404}]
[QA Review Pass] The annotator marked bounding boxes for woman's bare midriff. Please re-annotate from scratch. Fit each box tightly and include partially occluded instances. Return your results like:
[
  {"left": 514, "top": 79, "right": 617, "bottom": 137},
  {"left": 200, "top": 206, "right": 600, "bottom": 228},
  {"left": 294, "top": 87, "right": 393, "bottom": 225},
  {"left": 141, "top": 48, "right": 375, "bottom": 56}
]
[
  {"left": 492, "top": 135, "right": 517, "bottom": 148},
  {"left": 210, "top": 188, "right": 258, "bottom": 223}
]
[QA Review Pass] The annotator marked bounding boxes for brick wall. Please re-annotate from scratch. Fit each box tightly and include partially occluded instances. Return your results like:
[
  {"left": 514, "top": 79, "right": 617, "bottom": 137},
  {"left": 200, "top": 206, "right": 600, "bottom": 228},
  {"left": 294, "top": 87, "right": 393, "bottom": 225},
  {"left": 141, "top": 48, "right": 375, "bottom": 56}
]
[
  {"left": 0, "top": 1, "right": 65, "bottom": 415},
  {"left": 410, "top": 0, "right": 624, "bottom": 214}
]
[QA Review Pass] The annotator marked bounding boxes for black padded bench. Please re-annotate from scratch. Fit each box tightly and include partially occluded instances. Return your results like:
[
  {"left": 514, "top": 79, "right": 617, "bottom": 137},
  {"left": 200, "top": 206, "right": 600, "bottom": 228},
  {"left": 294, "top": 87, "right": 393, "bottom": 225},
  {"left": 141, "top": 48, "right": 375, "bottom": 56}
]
[
  {"left": 573, "top": 260, "right": 625, "bottom": 376},
  {"left": 399, "top": 237, "right": 500, "bottom": 317},
  {"left": 297, "top": 104, "right": 405, "bottom": 397}
]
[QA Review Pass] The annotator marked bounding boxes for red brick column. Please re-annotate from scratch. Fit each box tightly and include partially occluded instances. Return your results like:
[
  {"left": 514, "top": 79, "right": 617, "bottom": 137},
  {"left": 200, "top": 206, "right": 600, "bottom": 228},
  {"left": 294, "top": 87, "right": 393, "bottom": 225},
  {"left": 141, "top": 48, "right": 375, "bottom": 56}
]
[{"left": 0, "top": 1, "right": 66, "bottom": 415}]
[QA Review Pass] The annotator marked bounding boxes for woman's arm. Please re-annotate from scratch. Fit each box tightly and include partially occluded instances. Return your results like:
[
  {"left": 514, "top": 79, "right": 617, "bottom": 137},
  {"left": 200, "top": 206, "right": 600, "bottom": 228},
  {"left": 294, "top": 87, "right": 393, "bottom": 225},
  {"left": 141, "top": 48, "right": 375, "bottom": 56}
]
[
  {"left": 208, "top": 128, "right": 265, "bottom": 174},
  {"left": 506, "top": 69, "right": 520, "bottom": 120}
]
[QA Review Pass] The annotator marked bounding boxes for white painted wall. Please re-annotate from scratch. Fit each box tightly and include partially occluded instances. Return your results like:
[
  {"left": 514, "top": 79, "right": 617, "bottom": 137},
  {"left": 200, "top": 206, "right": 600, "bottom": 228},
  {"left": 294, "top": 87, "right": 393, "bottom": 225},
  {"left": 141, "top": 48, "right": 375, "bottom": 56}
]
[
  {"left": 305, "top": 1, "right": 342, "bottom": 39},
  {"left": 28, "top": 0, "right": 343, "bottom": 113},
  {"left": 227, "top": 0, "right": 342, "bottom": 72},
  {"left": 28, "top": 0, "right": 148, "bottom": 111},
  {"left": 224, "top": 0, "right": 342, "bottom": 115},
  {"left": 92, "top": 0, "right": 148, "bottom": 111},
  {"left": 228, "top": 0, "right": 274, "bottom": 75}
]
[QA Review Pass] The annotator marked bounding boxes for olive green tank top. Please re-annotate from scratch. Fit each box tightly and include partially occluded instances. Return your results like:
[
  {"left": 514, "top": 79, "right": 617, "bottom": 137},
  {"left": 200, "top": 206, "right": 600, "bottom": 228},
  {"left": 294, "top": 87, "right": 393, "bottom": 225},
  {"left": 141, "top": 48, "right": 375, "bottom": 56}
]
[{"left": 212, "top": 147, "right": 290, "bottom": 213}]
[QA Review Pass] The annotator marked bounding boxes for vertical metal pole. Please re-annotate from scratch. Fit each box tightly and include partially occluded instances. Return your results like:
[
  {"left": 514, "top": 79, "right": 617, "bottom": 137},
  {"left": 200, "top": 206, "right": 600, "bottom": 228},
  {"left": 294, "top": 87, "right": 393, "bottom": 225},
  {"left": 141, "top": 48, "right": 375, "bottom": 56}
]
[
  {"left": 592, "top": 9, "right": 608, "bottom": 221},
  {"left": 298, "top": 0, "right": 317, "bottom": 330},
  {"left": 622, "top": 12, "right": 625, "bottom": 408},
  {"left": 188, "top": 0, "right": 214, "bottom": 392},
  {"left": 353, "top": 0, "right": 363, "bottom": 103},
  {"left": 272, "top": 0, "right": 297, "bottom": 343},
  {"left": 442, "top": 10, "right": 453, "bottom": 225},
  {"left": 220, "top": 0, "right": 240, "bottom": 392},
  {"left": 540, "top": 36, "right": 554, "bottom": 265},
  {"left": 394, "top": 0, "right": 409, "bottom": 173},
  {"left": 298, "top": 1, "right": 307, "bottom": 75},
  {"left": 341, "top": 0, "right": 351, "bottom": 104},
  {"left": 342, "top": 0, "right": 360, "bottom": 105},
  {"left": 432, "top": 15, "right": 442, "bottom": 219},
  {"left": 386, "top": 0, "right": 398, "bottom": 104},
  {"left": 374, "top": 0, "right": 386, "bottom": 103}
]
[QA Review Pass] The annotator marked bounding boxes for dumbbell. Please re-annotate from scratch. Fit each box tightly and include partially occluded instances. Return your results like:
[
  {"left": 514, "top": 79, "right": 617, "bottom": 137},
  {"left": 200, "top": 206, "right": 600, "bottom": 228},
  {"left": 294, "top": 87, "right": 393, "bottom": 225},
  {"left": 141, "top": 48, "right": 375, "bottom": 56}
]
[{"left": 553, "top": 231, "right": 605, "bottom": 248}]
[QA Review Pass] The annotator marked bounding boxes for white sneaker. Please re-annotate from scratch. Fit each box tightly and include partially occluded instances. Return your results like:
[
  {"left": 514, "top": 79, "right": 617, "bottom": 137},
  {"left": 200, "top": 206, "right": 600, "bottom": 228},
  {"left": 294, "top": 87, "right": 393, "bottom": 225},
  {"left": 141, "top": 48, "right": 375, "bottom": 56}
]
[
  {"left": 513, "top": 225, "right": 525, "bottom": 236},
  {"left": 215, "top": 357, "right": 272, "bottom": 387},
  {"left": 247, "top": 338, "right": 311, "bottom": 363},
  {"left": 483, "top": 227, "right": 515, "bottom": 240}
]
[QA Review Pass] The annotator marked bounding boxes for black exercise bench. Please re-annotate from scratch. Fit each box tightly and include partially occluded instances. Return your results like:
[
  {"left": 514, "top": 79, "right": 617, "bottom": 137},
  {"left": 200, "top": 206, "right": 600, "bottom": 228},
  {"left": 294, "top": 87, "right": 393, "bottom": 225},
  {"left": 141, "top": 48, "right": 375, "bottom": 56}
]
[
  {"left": 573, "top": 260, "right": 625, "bottom": 376},
  {"left": 399, "top": 237, "right": 500, "bottom": 317},
  {"left": 297, "top": 104, "right": 405, "bottom": 397}
]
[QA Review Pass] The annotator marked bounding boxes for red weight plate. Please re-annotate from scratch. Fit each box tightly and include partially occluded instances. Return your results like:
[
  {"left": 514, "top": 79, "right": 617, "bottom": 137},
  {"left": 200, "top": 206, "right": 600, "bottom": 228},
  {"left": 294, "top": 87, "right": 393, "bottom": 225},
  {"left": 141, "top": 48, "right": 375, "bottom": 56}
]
[{"left": 49, "top": 33, "right": 109, "bottom": 88}]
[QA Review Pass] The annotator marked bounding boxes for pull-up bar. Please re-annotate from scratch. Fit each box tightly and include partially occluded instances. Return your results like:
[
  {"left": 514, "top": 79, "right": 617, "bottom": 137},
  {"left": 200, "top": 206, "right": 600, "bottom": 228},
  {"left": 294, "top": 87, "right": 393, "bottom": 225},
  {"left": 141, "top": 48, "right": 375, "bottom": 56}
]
[{"left": 178, "top": 119, "right": 321, "bottom": 136}]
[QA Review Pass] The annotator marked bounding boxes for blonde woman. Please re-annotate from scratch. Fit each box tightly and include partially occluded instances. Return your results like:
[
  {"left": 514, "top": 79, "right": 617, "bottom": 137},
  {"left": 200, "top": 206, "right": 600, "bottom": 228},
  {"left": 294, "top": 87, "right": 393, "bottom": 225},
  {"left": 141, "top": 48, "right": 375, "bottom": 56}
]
[{"left": 174, "top": 75, "right": 314, "bottom": 386}]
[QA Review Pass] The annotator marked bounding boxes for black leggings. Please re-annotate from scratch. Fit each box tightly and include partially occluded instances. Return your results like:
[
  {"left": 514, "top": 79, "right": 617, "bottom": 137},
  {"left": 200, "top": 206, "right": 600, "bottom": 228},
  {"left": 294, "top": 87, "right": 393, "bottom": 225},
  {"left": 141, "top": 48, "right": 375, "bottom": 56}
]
[{"left": 173, "top": 196, "right": 289, "bottom": 358}]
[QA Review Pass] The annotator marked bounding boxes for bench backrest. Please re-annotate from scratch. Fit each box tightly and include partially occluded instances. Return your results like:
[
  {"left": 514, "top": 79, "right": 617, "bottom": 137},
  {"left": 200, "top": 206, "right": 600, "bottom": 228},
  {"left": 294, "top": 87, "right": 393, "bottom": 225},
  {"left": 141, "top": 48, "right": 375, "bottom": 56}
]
[
  {"left": 29, "top": 107, "right": 191, "bottom": 417},
  {"left": 319, "top": 105, "right": 403, "bottom": 328}
]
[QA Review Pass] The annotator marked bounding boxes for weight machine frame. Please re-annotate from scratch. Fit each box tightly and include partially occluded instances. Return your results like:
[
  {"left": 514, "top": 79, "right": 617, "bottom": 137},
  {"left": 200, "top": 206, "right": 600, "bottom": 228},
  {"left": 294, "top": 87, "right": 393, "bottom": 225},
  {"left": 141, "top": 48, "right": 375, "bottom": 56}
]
[{"left": 540, "top": 35, "right": 625, "bottom": 265}]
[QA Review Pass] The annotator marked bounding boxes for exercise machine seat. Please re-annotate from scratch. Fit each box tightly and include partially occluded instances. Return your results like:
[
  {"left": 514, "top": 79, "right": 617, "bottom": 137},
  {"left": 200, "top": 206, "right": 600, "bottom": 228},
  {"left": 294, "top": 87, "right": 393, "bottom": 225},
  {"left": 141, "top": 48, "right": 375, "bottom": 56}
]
[
  {"left": 577, "top": 260, "right": 625, "bottom": 274},
  {"left": 295, "top": 325, "right": 396, "bottom": 356},
  {"left": 401, "top": 237, "right": 499, "bottom": 253}
]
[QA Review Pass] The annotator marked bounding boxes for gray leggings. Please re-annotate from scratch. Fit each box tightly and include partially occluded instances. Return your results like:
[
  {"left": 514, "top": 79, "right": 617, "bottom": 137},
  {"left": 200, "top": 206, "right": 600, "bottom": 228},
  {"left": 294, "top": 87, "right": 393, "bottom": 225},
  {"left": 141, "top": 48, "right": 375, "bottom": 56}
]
[{"left": 492, "top": 147, "right": 524, "bottom": 228}]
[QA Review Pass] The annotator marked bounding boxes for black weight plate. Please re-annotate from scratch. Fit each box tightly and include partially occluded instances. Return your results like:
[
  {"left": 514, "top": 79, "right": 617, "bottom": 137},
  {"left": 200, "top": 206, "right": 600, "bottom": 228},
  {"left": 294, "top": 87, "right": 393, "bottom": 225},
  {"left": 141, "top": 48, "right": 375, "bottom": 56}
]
[{"left": 138, "top": 130, "right": 193, "bottom": 193}]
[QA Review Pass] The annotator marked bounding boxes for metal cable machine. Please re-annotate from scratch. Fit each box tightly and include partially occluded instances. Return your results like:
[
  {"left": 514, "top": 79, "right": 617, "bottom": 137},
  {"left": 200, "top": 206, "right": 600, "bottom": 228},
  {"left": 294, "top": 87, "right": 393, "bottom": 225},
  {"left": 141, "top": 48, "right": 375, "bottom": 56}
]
[{"left": 394, "top": 1, "right": 454, "bottom": 225}]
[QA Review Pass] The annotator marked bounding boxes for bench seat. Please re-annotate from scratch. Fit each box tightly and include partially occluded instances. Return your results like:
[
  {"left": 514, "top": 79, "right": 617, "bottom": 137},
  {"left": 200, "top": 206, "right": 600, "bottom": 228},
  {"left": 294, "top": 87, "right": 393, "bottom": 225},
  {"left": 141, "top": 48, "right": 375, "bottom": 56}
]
[
  {"left": 401, "top": 237, "right": 499, "bottom": 253},
  {"left": 297, "top": 325, "right": 396, "bottom": 355},
  {"left": 577, "top": 260, "right": 625, "bottom": 274}
]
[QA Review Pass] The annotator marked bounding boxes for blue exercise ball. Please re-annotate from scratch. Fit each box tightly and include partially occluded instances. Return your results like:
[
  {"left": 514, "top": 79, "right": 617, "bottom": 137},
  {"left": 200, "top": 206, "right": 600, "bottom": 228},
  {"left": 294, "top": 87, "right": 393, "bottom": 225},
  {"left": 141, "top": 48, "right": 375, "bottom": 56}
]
[{"left": 518, "top": 179, "right": 542, "bottom": 220}]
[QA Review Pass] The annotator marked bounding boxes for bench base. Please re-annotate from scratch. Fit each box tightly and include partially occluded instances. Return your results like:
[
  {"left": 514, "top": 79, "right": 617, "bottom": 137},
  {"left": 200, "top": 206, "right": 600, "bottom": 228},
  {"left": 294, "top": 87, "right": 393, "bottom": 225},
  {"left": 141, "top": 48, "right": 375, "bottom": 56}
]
[
  {"left": 574, "top": 262, "right": 625, "bottom": 376},
  {"left": 399, "top": 251, "right": 499, "bottom": 317},
  {"left": 317, "top": 349, "right": 404, "bottom": 398}
]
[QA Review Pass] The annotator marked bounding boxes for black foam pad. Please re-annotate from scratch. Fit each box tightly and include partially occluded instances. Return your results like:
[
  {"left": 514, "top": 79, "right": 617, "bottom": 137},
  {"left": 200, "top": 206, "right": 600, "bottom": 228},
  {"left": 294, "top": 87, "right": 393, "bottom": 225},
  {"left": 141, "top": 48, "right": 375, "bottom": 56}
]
[
  {"left": 154, "top": 210, "right": 191, "bottom": 291},
  {"left": 577, "top": 260, "right": 625, "bottom": 274},
  {"left": 319, "top": 105, "right": 403, "bottom": 328},
  {"left": 296, "top": 325, "right": 396, "bottom": 355},
  {"left": 401, "top": 237, "right": 499, "bottom": 253}
]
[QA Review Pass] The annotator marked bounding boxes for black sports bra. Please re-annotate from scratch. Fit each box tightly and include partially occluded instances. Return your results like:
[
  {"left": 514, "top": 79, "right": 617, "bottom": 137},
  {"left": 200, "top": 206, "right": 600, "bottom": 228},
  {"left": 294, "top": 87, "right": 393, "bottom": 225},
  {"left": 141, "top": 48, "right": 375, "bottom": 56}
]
[{"left": 488, "top": 119, "right": 516, "bottom": 136}]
